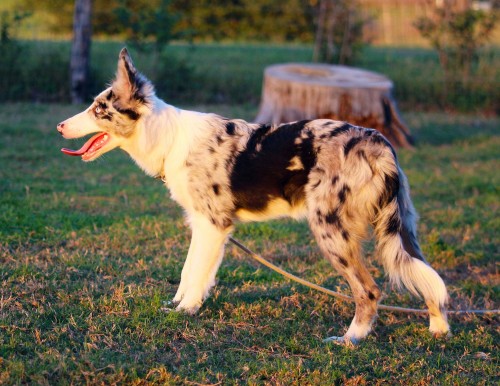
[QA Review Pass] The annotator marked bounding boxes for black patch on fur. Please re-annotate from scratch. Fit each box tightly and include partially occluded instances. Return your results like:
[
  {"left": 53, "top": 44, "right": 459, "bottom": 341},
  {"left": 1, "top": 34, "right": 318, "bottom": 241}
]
[
  {"left": 368, "top": 291, "right": 376, "bottom": 301},
  {"left": 344, "top": 136, "right": 363, "bottom": 157},
  {"left": 338, "top": 185, "right": 351, "bottom": 204},
  {"left": 212, "top": 184, "right": 220, "bottom": 195},
  {"left": 325, "top": 208, "right": 342, "bottom": 228},
  {"left": 370, "top": 132, "right": 397, "bottom": 159},
  {"left": 338, "top": 256, "right": 349, "bottom": 267},
  {"left": 115, "top": 106, "right": 140, "bottom": 121},
  {"left": 106, "top": 90, "right": 114, "bottom": 100},
  {"left": 246, "top": 123, "right": 272, "bottom": 148},
  {"left": 230, "top": 120, "right": 316, "bottom": 211},
  {"left": 329, "top": 123, "right": 352, "bottom": 137},
  {"left": 225, "top": 121, "right": 236, "bottom": 135},
  {"left": 341, "top": 229, "right": 350, "bottom": 241},
  {"left": 102, "top": 112, "right": 114, "bottom": 121},
  {"left": 379, "top": 172, "right": 400, "bottom": 207},
  {"left": 331, "top": 175, "right": 339, "bottom": 185},
  {"left": 386, "top": 210, "right": 401, "bottom": 235}
]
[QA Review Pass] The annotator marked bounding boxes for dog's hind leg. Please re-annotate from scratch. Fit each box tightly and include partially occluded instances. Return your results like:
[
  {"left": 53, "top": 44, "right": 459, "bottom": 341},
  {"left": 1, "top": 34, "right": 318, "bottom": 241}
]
[
  {"left": 175, "top": 214, "right": 232, "bottom": 314},
  {"left": 308, "top": 204, "right": 381, "bottom": 345}
]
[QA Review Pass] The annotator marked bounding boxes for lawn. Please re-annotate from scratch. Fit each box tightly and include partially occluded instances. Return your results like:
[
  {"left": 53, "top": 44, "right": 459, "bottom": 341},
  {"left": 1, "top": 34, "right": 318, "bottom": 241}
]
[{"left": 0, "top": 102, "right": 498, "bottom": 384}]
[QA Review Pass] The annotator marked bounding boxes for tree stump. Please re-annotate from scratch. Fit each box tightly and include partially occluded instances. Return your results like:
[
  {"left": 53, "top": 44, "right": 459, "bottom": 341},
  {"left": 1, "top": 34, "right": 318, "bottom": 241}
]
[{"left": 255, "top": 63, "right": 414, "bottom": 148}]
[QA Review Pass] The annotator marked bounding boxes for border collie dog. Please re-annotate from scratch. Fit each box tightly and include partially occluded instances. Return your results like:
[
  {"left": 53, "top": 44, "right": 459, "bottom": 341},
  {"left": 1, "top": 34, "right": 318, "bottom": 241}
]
[{"left": 57, "top": 49, "right": 449, "bottom": 344}]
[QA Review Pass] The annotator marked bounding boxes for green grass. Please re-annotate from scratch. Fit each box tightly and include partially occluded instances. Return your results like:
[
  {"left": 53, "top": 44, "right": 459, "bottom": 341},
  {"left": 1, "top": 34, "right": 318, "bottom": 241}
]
[{"left": 0, "top": 103, "right": 498, "bottom": 384}]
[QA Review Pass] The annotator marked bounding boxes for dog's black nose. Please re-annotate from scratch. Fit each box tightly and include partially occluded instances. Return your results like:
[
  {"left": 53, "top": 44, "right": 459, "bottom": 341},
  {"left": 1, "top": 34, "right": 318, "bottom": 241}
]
[{"left": 57, "top": 122, "right": 64, "bottom": 135}]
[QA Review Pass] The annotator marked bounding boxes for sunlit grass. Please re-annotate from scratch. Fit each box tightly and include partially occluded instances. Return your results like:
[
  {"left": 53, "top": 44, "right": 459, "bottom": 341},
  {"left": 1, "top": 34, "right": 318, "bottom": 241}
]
[{"left": 0, "top": 103, "right": 498, "bottom": 384}]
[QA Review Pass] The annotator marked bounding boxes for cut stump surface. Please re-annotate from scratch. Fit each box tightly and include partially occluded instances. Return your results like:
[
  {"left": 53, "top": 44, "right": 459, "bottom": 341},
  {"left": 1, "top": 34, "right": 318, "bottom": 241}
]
[{"left": 255, "top": 63, "right": 414, "bottom": 148}]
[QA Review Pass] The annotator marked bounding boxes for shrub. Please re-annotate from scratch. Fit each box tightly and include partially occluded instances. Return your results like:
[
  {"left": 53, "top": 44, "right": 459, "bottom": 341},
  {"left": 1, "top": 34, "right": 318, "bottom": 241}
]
[
  {"left": 150, "top": 50, "right": 197, "bottom": 103},
  {"left": 0, "top": 12, "right": 28, "bottom": 101},
  {"left": 23, "top": 49, "right": 70, "bottom": 102},
  {"left": 414, "top": 1, "right": 498, "bottom": 111}
]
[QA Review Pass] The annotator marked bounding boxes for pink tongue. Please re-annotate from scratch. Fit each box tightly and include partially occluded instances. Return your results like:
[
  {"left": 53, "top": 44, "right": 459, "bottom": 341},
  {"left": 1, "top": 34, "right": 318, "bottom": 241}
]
[{"left": 61, "top": 132, "right": 106, "bottom": 156}]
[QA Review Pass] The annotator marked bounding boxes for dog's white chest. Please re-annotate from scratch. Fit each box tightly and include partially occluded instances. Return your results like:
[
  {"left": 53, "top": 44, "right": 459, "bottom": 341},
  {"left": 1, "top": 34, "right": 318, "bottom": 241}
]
[{"left": 163, "top": 166, "right": 194, "bottom": 211}]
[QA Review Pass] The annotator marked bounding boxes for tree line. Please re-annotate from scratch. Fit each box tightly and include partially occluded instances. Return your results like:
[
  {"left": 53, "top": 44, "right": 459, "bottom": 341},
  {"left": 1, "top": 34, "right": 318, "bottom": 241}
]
[{"left": 18, "top": 0, "right": 317, "bottom": 43}]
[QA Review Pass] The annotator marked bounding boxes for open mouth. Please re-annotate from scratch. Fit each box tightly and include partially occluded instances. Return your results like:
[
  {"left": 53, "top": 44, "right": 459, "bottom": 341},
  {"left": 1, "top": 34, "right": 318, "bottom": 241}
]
[{"left": 61, "top": 132, "right": 110, "bottom": 160}]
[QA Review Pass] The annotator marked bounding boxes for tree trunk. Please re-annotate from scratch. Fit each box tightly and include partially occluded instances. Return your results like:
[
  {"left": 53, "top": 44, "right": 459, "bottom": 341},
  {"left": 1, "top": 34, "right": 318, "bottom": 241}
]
[
  {"left": 255, "top": 63, "right": 414, "bottom": 148},
  {"left": 70, "top": 0, "right": 92, "bottom": 104}
]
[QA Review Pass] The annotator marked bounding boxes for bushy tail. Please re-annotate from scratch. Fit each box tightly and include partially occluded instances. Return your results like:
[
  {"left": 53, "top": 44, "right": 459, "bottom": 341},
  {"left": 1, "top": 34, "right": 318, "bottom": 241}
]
[{"left": 373, "top": 163, "right": 448, "bottom": 309}]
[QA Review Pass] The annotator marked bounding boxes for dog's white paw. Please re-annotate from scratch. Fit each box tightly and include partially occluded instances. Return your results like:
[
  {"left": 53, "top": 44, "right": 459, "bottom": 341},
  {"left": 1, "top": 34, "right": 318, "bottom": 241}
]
[
  {"left": 323, "top": 335, "right": 360, "bottom": 347},
  {"left": 175, "top": 297, "right": 202, "bottom": 315},
  {"left": 172, "top": 287, "right": 186, "bottom": 304},
  {"left": 429, "top": 315, "right": 451, "bottom": 338}
]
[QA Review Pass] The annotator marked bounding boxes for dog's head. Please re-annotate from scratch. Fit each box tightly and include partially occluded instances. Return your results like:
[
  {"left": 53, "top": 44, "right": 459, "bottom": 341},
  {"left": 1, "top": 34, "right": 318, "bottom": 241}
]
[{"left": 57, "top": 48, "right": 154, "bottom": 161}]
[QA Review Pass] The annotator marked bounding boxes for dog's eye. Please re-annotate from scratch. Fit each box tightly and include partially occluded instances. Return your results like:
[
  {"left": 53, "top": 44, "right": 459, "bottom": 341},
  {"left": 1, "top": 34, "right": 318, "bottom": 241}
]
[{"left": 95, "top": 106, "right": 102, "bottom": 114}]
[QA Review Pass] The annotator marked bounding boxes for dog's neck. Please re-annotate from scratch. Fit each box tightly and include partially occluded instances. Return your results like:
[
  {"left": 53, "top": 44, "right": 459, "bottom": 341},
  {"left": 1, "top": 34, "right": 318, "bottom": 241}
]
[{"left": 120, "top": 96, "right": 212, "bottom": 182}]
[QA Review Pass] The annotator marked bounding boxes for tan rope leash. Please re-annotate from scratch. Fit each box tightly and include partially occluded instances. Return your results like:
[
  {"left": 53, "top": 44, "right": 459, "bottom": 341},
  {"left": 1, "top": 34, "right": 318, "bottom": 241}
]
[{"left": 229, "top": 237, "right": 500, "bottom": 316}]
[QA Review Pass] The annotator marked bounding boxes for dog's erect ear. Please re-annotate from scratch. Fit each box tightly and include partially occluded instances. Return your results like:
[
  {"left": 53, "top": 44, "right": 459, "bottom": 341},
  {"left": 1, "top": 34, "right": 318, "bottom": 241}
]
[
  {"left": 112, "top": 48, "right": 154, "bottom": 110},
  {"left": 113, "top": 48, "right": 139, "bottom": 101}
]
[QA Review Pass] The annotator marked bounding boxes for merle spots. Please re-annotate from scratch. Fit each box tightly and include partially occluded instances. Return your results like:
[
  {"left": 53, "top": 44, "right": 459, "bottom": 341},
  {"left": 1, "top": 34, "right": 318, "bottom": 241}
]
[
  {"left": 379, "top": 172, "right": 400, "bottom": 207},
  {"left": 115, "top": 106, "right": 140, "bottom": 120},
  {"left": 386, "top": 210, "right": 401, "bottom": 234},
  {"left": 225, "top": 121, "right": 236, "bottom": 135},
  {"left": 368, "top": 291, "right": 376, "bottom": 300},
  {"left": 338, "top": 185, "right": 351, "bottom": 204},
  {"left": 344, "top": 136, "right": 363, "bottom": 157},
  {"left": 329, "top": 123, "right": 352, "bottom": 137},
  {"left": 325, "top": 208, "right": 341, "bottom": 228},
  {"left": 370, "top": 132, "right": 397, "bottom": 158},
  {"left": 212, "top": 184, "right": 220, "bottom": 195},
  {"left": 331, "top": 175, "right": 339, "bottom": 185},
  {"left": 338, "top": 256, "right": 349, "bottom": 267},
  {"left": 102, "top": 112, "right": 114, "bottom": 121}
]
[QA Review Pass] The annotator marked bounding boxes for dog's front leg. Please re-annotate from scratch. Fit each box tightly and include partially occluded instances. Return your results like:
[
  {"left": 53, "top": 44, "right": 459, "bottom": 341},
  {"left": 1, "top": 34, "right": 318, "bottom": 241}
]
[
  {"left": 175, "top": 215, "right": 232, "bottom": 314},
  {"left": 172, "top": 235, "right": 197, "bottom": 304}
]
